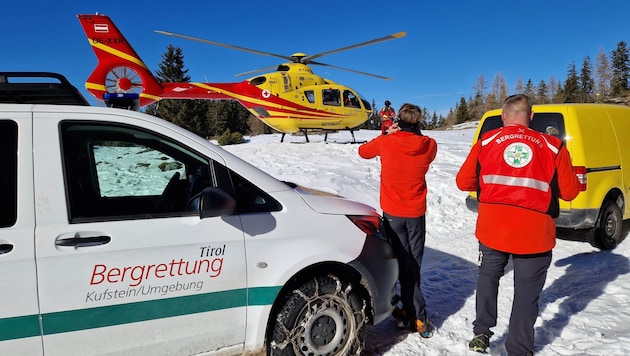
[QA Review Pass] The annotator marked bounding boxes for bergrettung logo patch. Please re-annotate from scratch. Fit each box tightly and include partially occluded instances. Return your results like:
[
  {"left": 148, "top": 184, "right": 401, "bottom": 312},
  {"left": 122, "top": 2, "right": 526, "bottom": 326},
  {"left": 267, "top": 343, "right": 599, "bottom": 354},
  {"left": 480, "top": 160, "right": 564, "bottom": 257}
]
[{"left": 503, "top": 142, "right": 533, "bottom": 168}]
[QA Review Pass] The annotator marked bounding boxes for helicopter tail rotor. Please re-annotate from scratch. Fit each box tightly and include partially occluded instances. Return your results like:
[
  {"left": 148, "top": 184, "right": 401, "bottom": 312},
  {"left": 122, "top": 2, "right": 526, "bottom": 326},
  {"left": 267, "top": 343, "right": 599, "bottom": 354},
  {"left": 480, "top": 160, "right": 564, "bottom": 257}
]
[{"left": 105, "top": 66, "right": 145, "bottom": 94}]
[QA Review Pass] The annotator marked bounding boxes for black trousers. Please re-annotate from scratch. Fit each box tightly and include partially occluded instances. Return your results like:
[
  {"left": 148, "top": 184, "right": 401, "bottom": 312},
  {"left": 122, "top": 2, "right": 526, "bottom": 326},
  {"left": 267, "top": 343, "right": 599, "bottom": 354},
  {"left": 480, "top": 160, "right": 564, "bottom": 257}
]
[
  {"left": 474, "top": 242, "right": 552, "bottom": 356},
  {"left": 383, "top": 213, "right": 427, "bottom": 320}
]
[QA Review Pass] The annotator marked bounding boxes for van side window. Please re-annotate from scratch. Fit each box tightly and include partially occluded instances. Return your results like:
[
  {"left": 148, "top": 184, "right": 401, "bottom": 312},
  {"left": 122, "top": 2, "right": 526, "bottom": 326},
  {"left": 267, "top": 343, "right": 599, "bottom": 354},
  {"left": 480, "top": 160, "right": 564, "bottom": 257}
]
[
  {"left": 61, "top": 122, "right": 215, "bottom": 222},
  {"left": 61, "top": 121, "right": 281, "bottom": 222},
  {"left": 0, "top": 120, "right": 17, "bottom": 227},
  {"left": 231, "top": 173, "right": 282, "bottom": 214}
]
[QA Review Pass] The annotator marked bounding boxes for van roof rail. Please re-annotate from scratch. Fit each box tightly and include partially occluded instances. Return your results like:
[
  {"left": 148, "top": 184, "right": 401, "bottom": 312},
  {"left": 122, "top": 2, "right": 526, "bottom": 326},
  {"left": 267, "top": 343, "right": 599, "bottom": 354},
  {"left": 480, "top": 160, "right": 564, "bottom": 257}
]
[{"left": 0, "top": 72, "right": 89, "bottom": 106}]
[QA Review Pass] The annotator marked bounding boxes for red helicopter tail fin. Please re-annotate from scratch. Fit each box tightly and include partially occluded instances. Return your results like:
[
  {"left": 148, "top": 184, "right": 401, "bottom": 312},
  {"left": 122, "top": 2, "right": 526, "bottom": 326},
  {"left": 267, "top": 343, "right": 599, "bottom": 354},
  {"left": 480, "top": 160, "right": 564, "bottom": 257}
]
[{"left": 77, "top": 13, "right": 163, "bottom": 107}]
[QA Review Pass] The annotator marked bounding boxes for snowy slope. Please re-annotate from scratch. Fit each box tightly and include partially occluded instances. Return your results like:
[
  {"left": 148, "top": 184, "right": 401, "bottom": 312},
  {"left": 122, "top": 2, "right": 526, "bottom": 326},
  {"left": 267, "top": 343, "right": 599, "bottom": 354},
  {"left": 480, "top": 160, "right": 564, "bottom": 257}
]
[{"left": 221, "top": 126, "right": 630, "bottom": 356}]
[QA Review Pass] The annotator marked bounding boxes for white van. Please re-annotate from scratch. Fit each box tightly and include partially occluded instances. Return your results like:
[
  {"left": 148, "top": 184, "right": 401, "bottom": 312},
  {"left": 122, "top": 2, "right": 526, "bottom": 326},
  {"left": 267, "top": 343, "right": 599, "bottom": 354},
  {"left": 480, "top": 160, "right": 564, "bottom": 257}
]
[{"left": 0, "top": 72, "right": 398, "bottom": 355}]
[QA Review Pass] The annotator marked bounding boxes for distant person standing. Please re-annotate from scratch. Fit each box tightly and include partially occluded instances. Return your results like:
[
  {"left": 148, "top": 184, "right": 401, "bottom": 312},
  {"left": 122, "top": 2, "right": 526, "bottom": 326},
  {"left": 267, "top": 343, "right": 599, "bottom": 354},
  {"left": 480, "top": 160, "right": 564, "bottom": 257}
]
[
  {"left": 456, "top": 94, "right": 580, "bottom": 355},
  {"left": 359, "top": 103, "right": 437, "bottom": 338},
  {"left": 380, "top": 100, "right": 396, "bottom": 134}
]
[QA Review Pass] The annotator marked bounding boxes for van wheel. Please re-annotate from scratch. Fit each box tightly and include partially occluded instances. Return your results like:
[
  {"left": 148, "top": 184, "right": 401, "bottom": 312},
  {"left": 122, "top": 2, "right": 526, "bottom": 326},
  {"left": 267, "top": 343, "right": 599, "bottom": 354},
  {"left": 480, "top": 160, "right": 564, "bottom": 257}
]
[
  {"left": 587, "top": 200, "right": 623, "bottom": 250},
  {"left": 268, "top": 275, "right": 368, "bottom": 355}
]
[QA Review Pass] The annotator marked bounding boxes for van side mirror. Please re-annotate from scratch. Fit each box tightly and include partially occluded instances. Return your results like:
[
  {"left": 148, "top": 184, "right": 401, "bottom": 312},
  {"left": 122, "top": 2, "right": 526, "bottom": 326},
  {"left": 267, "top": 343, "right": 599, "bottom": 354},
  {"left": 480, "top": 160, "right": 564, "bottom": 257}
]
[{"left": 197, "top": 187, "right": 236, "bottom": 219}]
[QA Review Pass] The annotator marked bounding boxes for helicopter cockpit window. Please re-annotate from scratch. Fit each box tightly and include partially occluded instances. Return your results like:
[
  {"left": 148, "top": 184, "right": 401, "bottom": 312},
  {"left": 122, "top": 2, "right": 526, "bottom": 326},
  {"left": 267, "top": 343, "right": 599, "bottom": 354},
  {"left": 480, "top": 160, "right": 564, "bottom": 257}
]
[
  {"left": 304, "top": 90, "right": 315, "bottom": 103},
  {"left": 322, "top": 89, "right": 340, "bottom": 106},
  {"left": 343, "top": 90, "right": 360, "bottom": 108}
]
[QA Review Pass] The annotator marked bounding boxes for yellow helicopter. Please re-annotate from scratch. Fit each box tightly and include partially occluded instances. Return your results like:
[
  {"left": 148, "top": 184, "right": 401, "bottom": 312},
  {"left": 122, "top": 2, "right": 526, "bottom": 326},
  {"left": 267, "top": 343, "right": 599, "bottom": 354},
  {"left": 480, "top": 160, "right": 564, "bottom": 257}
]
[{"left": 78, "top": 13, "right": 406, "bottom": 141}]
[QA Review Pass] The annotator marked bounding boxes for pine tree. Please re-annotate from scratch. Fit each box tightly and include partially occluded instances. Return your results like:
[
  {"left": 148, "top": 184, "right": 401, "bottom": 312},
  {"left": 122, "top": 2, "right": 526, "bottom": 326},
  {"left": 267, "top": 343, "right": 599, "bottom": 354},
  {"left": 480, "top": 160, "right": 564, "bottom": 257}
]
[
  {"left": 420, "top": 107, "right": 430, "bottom": 129},
  {"left": 564, "top": 62, "right": 580, "bottom": 103},
  {"left": 149, "top": 45, "right": 199, "bottom": 134},
  {"left": 579, "top": 56, "right": 594, "bottom": 103},
  {"left": 206, "top": 101, "right": 231, "bottom": 136},
  {"left": 537, "top": 80, "right": 549, "bottom": 104},
  {"left": 552, "top": 81, "right": 565, "bottom": 103},
  {"left": 610, "top": 41, "right": 630, "bottom": 96},
  {"left": 523, "top": 79, "right": 536, "bottom": 101},
  {"left": 226, "top": 101, "right": 251, "bottom": 134},
  {"left": 454, "top": 97, "right": 470, "bottom": 124}
]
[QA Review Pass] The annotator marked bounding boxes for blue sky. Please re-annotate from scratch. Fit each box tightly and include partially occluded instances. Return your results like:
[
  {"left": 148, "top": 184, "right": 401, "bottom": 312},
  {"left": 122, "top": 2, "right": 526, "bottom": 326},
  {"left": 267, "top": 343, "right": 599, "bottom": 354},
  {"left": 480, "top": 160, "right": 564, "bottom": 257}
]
[{"left": 2, "top": 0, "right": 628, "bottom": 116}]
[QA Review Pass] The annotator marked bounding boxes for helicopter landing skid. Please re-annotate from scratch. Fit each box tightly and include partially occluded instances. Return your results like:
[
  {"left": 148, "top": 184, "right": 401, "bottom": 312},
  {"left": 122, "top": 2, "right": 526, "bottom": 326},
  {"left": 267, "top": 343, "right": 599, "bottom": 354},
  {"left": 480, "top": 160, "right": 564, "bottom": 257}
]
[{"left": 280, "top": 129, "right": 363, "bottom": 144}]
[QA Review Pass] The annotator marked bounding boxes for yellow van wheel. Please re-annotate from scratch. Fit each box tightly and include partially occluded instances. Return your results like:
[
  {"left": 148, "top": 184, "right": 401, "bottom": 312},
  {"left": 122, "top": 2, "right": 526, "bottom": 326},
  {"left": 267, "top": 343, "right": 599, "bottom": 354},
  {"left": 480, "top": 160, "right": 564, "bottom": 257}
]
[{"left": 587, "top": 200, "right": 623, "bottom": 250}]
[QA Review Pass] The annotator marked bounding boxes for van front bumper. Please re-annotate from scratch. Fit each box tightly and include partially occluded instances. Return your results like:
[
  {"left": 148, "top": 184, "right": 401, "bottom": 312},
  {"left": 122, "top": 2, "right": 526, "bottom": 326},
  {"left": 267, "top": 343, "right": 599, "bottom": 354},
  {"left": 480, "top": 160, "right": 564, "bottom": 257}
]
[
  {"left": 349, "top": 235, "right": 398, "bottom": 325},
  {"left": 465, "top": 196, "right": 598, "bottom": 229}
]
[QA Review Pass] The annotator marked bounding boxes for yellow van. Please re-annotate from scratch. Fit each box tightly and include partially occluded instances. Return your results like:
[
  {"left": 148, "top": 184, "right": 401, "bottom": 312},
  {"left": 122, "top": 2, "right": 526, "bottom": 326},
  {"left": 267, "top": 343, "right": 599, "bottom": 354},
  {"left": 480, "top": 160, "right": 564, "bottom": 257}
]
[{"left": 466, "top": 103, "right": 630, "bottom": 250}]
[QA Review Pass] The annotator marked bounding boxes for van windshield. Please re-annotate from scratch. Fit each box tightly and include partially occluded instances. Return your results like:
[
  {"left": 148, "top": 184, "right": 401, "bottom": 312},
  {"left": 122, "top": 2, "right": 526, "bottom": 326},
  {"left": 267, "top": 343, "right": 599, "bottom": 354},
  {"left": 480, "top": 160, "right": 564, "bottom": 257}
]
[{"left": 479, "top": 113, "right": 566, "bottom": 141}]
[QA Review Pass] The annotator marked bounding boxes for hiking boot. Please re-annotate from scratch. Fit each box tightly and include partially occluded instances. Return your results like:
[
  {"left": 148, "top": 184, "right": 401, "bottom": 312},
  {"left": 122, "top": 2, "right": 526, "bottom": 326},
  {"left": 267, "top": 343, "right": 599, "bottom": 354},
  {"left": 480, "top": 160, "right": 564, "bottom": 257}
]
[
  {"left": 468, "top": 334, "right": 490, "bottom": 353},
  {"left": 414, "top": 316, "right": 433, "bottom": 338},
  {"left": 391, "top": 306, "right": 409, "bottom": 329}
]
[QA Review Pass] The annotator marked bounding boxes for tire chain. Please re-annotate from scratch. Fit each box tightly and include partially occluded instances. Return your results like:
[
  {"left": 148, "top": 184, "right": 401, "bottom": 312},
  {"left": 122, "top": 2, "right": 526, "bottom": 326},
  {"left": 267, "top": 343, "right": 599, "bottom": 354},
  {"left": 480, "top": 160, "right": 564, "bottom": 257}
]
[{"left": 270, "top": 275, "right": 368, "bottom": 355}]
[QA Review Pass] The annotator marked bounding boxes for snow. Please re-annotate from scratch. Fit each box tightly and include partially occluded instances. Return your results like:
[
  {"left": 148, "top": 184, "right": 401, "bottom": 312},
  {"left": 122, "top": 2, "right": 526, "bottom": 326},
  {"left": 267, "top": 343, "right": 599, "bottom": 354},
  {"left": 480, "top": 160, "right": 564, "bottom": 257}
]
[{"left": 217, "top": 124, "right": 630, "bottom": 356}]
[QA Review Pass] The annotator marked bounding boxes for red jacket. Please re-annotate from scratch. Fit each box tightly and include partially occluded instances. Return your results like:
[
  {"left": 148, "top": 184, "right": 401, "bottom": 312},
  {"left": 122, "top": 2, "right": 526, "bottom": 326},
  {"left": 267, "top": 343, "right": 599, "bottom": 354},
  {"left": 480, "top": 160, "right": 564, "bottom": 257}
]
[
  {"left": 359, "top": 130, "right": 437, "bottom": 218},
  {"left": 456, "top": 124, "right": 580, "bottom": 254},
  {"left": 379, "top": 106, "right": 396, "bottom": 119},
  {"left": 477, "top": 125, "right": 562, "bottom": 215}
]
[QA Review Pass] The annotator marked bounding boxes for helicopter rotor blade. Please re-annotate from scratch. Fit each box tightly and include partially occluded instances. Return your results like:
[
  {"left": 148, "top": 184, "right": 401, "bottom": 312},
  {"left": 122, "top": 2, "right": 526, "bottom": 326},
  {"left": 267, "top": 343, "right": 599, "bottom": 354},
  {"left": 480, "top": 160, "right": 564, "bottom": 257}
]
[
  {"left": 310, "top": 61, "right": 393, "bottom": 80},
  {"left": 303, "top": 31, "right": 406, "bottom": 63},
  {"left": 235, "top": 65, "right": 280, "bottom": 77},
  {"left": 154, "top": 30, "right": 293, "bottom": 61}
]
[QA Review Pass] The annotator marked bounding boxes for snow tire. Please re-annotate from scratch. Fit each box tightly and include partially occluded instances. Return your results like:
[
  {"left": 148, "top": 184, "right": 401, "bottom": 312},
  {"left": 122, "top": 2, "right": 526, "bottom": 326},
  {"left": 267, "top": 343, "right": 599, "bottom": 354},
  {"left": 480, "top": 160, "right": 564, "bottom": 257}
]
[{"left": 268, "top": 275, "right": 368, "bottom": 356}]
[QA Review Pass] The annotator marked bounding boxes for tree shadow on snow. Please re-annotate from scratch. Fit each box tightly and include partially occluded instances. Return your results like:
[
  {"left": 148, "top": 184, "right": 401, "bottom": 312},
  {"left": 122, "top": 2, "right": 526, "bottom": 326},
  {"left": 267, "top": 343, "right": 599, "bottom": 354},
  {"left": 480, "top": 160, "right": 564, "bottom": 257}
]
[{"left": 364, "top": 247, "right": 478, "bottom": 355}]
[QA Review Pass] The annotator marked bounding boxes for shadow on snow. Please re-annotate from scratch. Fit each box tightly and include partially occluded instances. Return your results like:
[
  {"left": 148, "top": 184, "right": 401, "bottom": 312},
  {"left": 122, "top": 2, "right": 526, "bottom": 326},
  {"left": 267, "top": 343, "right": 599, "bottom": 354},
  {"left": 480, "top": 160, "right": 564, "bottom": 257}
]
[{"left": 364, "top": 246, "right": 479, "bottom": 354}]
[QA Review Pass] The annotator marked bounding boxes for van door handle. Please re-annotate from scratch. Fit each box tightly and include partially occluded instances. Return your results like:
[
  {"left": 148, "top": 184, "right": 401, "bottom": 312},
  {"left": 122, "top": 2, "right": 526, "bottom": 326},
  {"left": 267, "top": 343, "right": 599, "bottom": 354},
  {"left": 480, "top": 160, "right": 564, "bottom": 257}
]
[
  {"left": 0, "top": 244, "right": 14, "bottom": 254},
  {"left": 55, "top": 233, "right": 112, "bottom": 248}
]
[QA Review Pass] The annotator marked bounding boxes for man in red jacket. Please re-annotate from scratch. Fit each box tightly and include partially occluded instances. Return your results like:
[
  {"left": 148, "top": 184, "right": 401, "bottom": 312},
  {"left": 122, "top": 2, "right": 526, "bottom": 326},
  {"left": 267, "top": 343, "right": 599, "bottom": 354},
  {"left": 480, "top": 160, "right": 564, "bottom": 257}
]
[
  {"left": 380, "top": 100, "right": 396, "bottom": 134},
  {"left": 456, "top": 94, "right": 579, "bottom": 355},
  {"left": 359, "top": 103, "right": 437, "bottom": 338}
]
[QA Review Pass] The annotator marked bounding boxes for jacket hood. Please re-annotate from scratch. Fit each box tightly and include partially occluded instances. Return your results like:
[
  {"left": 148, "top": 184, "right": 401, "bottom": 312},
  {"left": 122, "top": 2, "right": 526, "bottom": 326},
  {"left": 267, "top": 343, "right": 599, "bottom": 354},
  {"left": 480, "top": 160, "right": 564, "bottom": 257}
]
[{"left": 390, "top": 129, "right": 433, "bottom": 155}]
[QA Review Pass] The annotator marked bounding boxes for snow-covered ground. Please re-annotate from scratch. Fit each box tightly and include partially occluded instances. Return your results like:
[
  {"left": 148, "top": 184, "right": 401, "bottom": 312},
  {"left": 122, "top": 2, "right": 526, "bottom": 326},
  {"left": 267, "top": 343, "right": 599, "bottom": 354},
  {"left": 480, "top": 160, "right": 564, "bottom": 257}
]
[{"left": 219, "top": 125, "right": 630, "bottom": 356}]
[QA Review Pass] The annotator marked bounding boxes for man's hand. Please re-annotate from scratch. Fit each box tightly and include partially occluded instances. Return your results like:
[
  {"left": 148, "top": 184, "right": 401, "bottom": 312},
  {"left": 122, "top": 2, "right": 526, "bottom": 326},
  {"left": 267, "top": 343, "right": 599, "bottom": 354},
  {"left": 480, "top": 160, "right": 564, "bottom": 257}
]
[{"left": 387, "top": 123, "right": 400, "bottom": 135}]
